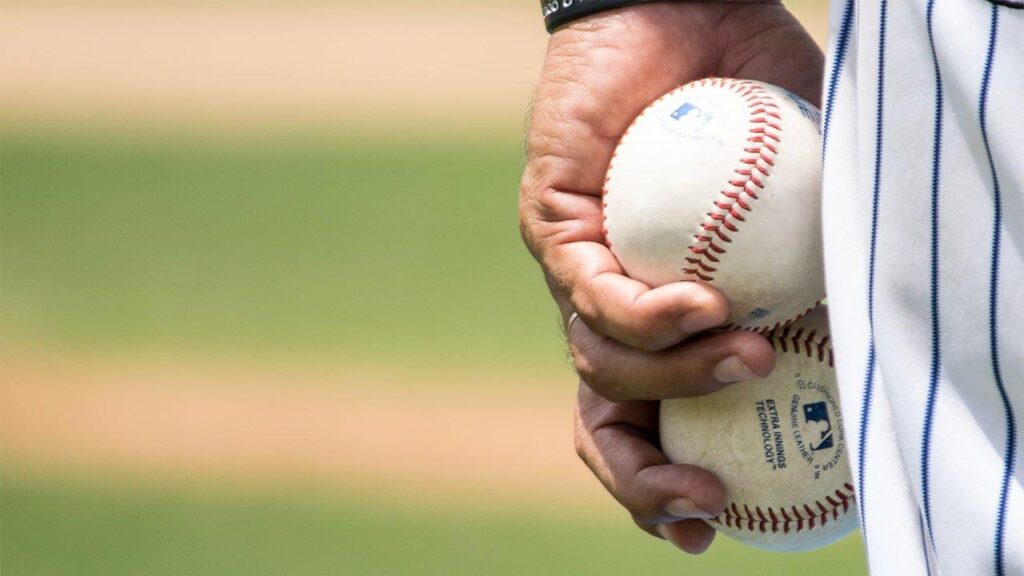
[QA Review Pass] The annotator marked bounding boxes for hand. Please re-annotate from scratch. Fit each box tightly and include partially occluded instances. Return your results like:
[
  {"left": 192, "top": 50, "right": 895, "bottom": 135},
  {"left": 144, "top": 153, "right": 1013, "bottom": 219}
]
[
  {"left": 520, "top": 1, "right": 823, "bottom": 401},
  {"left": 575, "top": 379, "right": 727, "bottom": 552},
  {"left": 522, "top": 1, "right": 824, "bottom": 553}
]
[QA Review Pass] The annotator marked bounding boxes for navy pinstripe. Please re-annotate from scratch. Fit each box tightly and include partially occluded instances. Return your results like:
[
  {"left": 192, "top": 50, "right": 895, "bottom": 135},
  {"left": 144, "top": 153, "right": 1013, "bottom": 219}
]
[
  {"left": 919, "top": 513, "right": 934, "bottom": 576},
  {"left": 858, "top": 0, "right": 890, "bottom": 541},
  {"left": 978, "top": 6, "right": 1017, "bottom": 575},
  {"left": 820, "top": 0, "right": 859, "bottom": 539},
  {"left": 822, "top": 0, "right": 855, "bottom": 161},
  {"left": 817, "top": 0, "right": 1023, "bottom": 571},
  {"left": 820, "top": 0, "right": 861, "bottom": 536},
  {"left": 920, "top": 0, "right": 944, "bottom": 546}
]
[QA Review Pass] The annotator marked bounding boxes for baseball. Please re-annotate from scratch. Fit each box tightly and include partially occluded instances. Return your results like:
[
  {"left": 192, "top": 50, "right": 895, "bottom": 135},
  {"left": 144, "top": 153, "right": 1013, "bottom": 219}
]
[
  {"left": 659, "top": 307, "right": 856, "bottom": 552},
  {"left": 602, "top": 78, "right": 825, "bottom": 331}
]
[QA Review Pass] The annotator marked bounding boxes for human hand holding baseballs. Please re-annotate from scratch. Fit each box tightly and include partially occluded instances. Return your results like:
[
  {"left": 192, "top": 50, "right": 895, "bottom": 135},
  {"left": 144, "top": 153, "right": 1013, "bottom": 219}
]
[
  {"left": 519, "top": 2, "right": 823, "bottom": 553},
  {"left": 575, "top": 378, "right": 728, "bottom": 553}
]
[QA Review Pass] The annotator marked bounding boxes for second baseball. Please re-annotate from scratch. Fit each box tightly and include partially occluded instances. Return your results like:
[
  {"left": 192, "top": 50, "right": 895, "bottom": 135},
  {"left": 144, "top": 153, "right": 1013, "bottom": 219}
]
[{"left": 660, "top": 307, "right": 856, "bottom": 552}]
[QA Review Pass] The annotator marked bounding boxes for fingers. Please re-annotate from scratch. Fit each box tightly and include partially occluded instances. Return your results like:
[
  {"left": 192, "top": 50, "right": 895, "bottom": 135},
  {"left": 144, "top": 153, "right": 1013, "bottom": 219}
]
[
  {"left": 569, "top": 319, "right": 776, "bottom": 401},
  {"left": 636, "top": 518, "right": 716, "bottom": 555},
  {"left": 554, "top": 241, "right": 732, "bottom": 351},
  {"left": 520, "top": 180, "right": 731, "bottom": 352},
  {"left": 519, "top": 6, "right": 732, "bottom": 353},
  {"left": 575, "top": 385, "right": 727, "bottom": 521},
  {"left": 657, "top": 521, "right": 717, "bottom": 554},
  {"left": 522, "top": 127, "right": 732, "bottom": 353},
  {"left": 574, "top": 382, "right": 726, "bottom": 554}
]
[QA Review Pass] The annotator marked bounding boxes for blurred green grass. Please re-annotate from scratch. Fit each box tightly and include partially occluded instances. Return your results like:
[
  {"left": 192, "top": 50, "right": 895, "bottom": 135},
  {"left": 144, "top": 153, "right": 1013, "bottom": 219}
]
[
  {"left": 1, "top": 125, "right": 865, "bottom": 575},
  {"left": 1, "top": 129, "right": 564, "bottom": 369},
  {"left": 1, "top": 475, "right": 866, "bottom": 576}
]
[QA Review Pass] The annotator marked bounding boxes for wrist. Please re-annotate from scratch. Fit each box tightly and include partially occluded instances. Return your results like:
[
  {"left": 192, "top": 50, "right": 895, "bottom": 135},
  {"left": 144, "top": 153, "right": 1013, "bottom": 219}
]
[
  {"left": 542, "top": 0, "right": 781, "bottom": 33},
  {"left": 542, "top": 0, "right": 656, "bottom": 33}
]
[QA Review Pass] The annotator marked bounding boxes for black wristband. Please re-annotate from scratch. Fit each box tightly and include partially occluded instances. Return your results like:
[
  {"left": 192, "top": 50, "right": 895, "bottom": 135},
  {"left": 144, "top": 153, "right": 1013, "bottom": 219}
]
[{"left": 541, "top": 0, "right": 659, "bottom": 33}]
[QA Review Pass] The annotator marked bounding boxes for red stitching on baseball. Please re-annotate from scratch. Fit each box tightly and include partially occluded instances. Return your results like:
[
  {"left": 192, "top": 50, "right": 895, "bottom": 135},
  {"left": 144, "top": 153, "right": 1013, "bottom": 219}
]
[
  {"left": 711, "top": 484, "right": 856, "bottom": 535},
  {"left": 670, "top": 79, "right": 781, "bottom": 294},
  {"left": 603, "top": 80, "right": 781, "bottom": 265},
  {"left": 760, "top": 307, "right": 834, "bottom": 366},
  {"left": 720, "top": 301, "right": 827, "bottom": 348}
]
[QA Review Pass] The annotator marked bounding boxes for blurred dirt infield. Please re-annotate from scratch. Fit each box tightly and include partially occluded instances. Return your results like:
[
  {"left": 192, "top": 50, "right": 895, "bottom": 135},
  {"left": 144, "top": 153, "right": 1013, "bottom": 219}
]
[
  {"left": 1, "top": 3, "right": 826, "bottom": 133},
  {"left": 1, "top": 4, "right": 548, "bottom": 134},
  {"left": 1, "top": 359, "right": 616, "bottom": 512}
]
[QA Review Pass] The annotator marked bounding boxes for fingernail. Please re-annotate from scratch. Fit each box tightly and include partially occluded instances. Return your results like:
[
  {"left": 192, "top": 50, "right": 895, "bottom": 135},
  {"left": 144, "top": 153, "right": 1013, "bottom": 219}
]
[
  {"left": 680, "top": 309, "right": 722, "bottom": 336},
  {"left": 712, "top": 356, "right": 759, "bottom": 384},
  {"left": 666, "top": 497, "right": 716, "bottom": 519},
  {"left": 655, "top": 524, "right": 672, "bottom": 540}
]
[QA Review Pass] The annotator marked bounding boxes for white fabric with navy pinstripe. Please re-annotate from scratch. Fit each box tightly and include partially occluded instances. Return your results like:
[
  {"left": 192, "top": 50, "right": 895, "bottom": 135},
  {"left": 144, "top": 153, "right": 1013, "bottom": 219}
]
[{"left": 821, "top": 0, "right": 1022, "bottom": 573}]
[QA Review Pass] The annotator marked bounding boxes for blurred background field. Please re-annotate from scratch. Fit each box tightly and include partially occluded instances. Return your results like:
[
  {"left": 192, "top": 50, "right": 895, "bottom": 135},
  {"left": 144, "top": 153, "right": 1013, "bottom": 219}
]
[
  {"left": 2, "top": 130, "right": 559, "bottom": 367},
  {"left": 1, "top": 1, "right": 865, "bottom": 575}
]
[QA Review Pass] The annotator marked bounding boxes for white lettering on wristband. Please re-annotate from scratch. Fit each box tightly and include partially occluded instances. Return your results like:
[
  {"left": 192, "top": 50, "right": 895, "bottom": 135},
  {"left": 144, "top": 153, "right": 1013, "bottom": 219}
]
[{"left": 543, "top": 0, "right": 607, "bottom": 18}]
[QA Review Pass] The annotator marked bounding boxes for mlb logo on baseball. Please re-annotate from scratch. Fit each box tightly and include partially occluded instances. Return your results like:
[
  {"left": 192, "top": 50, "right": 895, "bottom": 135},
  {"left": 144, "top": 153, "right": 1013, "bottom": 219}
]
[
  {"left": 663, "top": 96, "right": 720, "bottom": 133},
  {"left": 669, "top": 101, "right": 715, "bottom": 130},
  {"left": 604, "top": 78, "right": 825, "bottom": 331},
  {"left": 748, "top": 307, "right": 772, "bottom": 320},
  {"left": 803, "top": 401, "right": 834, "bottom": 451}
]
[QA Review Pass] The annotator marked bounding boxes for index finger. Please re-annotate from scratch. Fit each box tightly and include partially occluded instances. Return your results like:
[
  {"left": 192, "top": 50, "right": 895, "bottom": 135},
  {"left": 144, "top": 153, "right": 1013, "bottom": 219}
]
[
  {"left": 520, "top": 180, "right": 731, "bottom": 351},
  {"left": 552, "top": 237, "right": 731, "bottom": 351}
]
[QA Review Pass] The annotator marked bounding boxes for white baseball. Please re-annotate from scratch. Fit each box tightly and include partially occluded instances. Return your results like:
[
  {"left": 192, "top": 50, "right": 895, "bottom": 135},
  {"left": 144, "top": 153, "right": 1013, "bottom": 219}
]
[
  {"left": 659, "top": 307, "right": 857, "bottom": 551},
  {"left": 602, "top": 78, "right": 825, "bottom": 331}
]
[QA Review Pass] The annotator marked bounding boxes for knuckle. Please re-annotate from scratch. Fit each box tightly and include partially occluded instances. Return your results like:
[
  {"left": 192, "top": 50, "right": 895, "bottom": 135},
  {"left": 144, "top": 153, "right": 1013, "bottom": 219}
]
[
  {"left": 588, "top": 375, "right": 630, "bottom": 403},
  {"left": 517, "top": 161, "right": 565, "bottom": 250},
  {"left": 615, "top": 298, "right": 675, "bottom": 352},
  {"left": 567, "top": 292, "right": 597, "bottom": 331},
  {"left": 517, "top": 194, "right": 546, "bottom": 258},
  {"left": 690, "top": 290, "right": 729, "bottom": 325},
  {"left": 630, "top": 329, "right": 670, "bottom": 353},
  {"left": 572, "top": 407, "right": 588, "bottom": 460},
  {"left": 619, "top": 317, "right": 652, "bottom": 347},
  {"left": 526, "top": 176, "right": 564, "bottom": 224},
  {"left": 570, "top": 347, "right": 599, "bottom": 387},
  {"left": 633, "top": 517, "right": 661, "bottom": 538},
  {"left": 573, "top": 430, "right": 588, "bottom": 462},
  {"left": 518, "top": 218, "right": 538, "bottom": 259},
  {"left": 573, "top": 359, "right": 627, "bottom": 402}
]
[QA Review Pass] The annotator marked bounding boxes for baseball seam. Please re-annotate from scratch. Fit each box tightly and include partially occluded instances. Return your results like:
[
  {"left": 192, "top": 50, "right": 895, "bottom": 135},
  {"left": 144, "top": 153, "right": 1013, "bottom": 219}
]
[
  {"left": 604, "top": 79, "right": 807, "bottom": 333},
  {"left": 682, "top": 78, "right": 781, "bottom": 286},
  {"left": 721, "top": 300, "right": 824, "bottom": 337},
  {"left": 711, "top": 322, "right": 849, "bottom": 535},
  {"left": 768, "top": 315, "right": 835, "bottom": 367},
  {"left": 711, "top": 483, "right": 856, "bottom": 535}
]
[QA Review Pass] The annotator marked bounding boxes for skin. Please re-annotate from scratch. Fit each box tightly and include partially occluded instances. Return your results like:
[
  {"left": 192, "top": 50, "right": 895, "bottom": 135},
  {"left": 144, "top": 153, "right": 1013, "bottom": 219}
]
[{"left": 520, "top": 1, "right": 823, "bottom": 553}]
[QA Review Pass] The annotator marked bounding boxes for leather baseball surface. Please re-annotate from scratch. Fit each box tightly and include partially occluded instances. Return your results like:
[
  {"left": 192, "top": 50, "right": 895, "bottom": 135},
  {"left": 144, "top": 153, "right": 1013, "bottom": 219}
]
[
  {"left": 660, "top": 307, "right": 857, "bottom": 551},
  {"left": 603, "top": 78, "right": 825, "bottom": 332}
]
